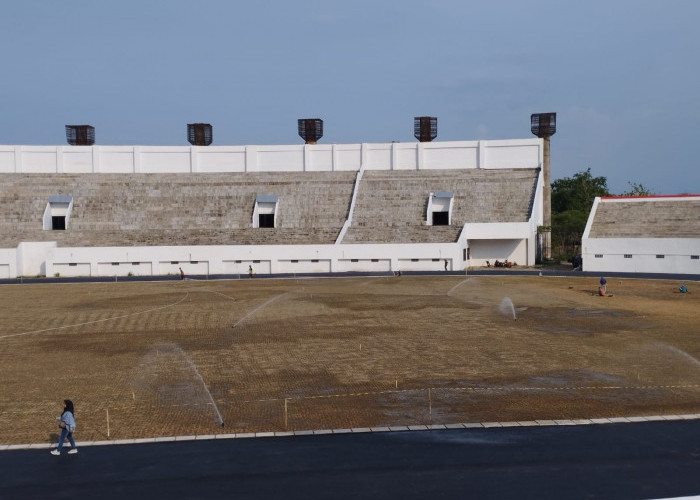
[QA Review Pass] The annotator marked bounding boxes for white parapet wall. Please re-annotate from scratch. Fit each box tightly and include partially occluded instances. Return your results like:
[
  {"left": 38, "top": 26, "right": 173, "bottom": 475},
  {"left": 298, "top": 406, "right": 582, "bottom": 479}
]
[{"left": 0, "top": 139, "right": 543, "bottom": 174}]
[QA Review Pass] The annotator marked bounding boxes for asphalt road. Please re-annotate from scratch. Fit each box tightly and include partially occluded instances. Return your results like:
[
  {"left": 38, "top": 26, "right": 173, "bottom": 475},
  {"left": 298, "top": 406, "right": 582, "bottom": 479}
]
[{"left": 1, "top": 420, "right": 698, "bottom": 500}]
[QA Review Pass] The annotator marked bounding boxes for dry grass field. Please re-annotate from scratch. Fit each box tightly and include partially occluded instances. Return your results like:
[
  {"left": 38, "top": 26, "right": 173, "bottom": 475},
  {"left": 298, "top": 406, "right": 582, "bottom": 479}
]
[{"left": 1, "top": 274, "right": 698, "bottom": 445}]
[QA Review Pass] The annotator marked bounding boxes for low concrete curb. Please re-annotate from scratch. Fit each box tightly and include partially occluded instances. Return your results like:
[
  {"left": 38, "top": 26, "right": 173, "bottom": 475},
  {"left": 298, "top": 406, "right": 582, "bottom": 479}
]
[{"left": 2, "top": 413, "right": 699, "bottom": 452}]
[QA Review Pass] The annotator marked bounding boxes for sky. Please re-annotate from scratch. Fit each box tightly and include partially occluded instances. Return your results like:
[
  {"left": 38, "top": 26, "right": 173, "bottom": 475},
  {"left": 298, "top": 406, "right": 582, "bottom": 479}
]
[{"left": 2, "top": 0, "right": 699, "bottom": 194}]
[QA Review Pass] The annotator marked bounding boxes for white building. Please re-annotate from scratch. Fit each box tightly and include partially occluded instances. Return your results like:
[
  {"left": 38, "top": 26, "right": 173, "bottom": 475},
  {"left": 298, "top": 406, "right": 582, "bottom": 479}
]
[
  {"left": 581, "top": 195, "right": 700, "bottom": 275},
  {"left": 0, "top": 139, "right": 545, "bottom": 278}
]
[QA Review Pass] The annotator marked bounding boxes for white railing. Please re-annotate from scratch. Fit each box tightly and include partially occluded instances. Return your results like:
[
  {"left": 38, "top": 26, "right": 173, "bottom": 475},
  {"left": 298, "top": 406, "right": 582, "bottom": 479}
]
[{"left": 335, "top": 162, "right": 366, "bottom": 244}]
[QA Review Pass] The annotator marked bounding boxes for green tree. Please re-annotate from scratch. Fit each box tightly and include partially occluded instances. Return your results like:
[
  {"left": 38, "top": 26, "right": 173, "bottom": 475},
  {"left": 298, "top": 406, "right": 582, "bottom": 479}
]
[
  {"left": 550, "top": 168, "right": 610, "bottom": 258},
  {"left": 621, "top": 181, "right": 654, "bottom": 196},
  {"left": 551, "top": 209, "right": 590, "bottom": 256},
  {"left": 551, "top": 168, "right": 610, "bottom": 213}
]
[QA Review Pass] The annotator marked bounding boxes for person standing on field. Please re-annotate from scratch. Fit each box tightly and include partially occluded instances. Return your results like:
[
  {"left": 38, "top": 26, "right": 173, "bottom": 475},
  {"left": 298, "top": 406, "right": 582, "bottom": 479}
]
[{"left": 51, "top": 399, "right": 77, "bottom": 455}]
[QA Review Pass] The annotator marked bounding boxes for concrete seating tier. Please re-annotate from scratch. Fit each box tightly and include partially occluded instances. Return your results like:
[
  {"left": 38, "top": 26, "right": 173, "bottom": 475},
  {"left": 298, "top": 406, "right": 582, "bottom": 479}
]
[
  {"left": 588, "top": 199, "right": 700, "bottom": 238},
  {"left": 0, "top": 172, "right": 356, "bottom": 247},
  {"left": 343, "top": 168, "right": 539, "bottom": 243}
]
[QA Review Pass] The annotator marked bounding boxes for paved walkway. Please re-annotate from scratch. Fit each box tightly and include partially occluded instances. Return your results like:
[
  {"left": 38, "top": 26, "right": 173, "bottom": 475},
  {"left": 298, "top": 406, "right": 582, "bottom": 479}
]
[{"left": 3, "top": 413, "right": 699, "bottom": 452}]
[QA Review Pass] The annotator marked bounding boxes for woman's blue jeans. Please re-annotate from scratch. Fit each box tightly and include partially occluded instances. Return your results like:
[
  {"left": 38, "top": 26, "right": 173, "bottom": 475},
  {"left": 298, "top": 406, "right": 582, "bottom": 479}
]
[{"left": 57, "top": 428, "right": 76, "bottom": 451}]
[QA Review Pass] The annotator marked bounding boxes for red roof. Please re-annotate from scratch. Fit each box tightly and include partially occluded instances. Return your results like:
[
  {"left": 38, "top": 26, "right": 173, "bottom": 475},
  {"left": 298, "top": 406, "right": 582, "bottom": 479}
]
[{"left": 600, "top": 194, "right": 700, "bottom": 200}]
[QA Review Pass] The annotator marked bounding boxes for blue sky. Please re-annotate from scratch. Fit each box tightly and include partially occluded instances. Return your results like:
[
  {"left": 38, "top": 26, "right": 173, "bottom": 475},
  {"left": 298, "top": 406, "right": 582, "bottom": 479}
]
[{"left": 2, "top": 0, "right": 698, "bottom": 194}]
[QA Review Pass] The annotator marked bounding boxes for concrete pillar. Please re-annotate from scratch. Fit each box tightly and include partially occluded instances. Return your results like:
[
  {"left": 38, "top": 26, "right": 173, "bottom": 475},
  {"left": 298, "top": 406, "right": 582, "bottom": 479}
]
[{"left": 542, "top": 136, "right": 552, "bottom": 260}]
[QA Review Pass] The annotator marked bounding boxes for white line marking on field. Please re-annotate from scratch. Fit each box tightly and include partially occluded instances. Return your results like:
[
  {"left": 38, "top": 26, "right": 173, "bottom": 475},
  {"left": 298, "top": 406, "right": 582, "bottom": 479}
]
[
  {"left": 197, "top": 288, "right": 237, "bottom": 302},
  {"left": 0, "top": 293, "right": 190, "bottom": 340},
  {"left": 242, "top": 383, "right": 700, "bottom": 403}
]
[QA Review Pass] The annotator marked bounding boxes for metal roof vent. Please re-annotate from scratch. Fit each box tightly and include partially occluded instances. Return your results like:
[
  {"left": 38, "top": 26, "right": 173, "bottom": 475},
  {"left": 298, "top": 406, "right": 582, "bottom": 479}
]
[
  {"left": 298, "top": 118, "right": 323, "bottom": 144},
  {"left": 530, "top": 113, "right": 556, "bottom": 138},
  {"left": 65, "top": 125, "right": 95, "bottom": 146},
  {"left": 414, "top": 116, "right": 437, "bottom": 142},
  {"left": 187, "top": 123, "right": 213, "bottom": 146}
]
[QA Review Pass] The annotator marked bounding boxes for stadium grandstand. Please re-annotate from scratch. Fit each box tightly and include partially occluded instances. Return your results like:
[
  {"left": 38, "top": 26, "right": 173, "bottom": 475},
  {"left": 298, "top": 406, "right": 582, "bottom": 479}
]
[{"left": 0, "top": 122, "right": 546, "bottom": 278}]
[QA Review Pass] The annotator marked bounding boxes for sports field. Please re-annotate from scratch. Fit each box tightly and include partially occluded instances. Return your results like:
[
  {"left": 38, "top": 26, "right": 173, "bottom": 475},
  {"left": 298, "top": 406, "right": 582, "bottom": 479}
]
[{"left": 1, "top": 274, "right": 698, "bottom": 445}]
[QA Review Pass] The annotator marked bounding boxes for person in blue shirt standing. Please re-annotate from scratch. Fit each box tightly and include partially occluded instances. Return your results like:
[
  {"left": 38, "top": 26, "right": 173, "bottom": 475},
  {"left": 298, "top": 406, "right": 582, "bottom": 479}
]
[
  {"left": 599, "top": 276, "right": 607, "bottom": 296},
  {"left": 51, "top": 399, "right": 77, "bottom": 455}
]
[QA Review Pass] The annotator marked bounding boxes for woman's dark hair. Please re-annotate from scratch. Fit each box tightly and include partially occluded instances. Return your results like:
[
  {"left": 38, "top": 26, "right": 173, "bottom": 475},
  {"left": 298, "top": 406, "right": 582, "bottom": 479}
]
[{"left": 63, "top": 399, "right": 74, "bottom": 414}]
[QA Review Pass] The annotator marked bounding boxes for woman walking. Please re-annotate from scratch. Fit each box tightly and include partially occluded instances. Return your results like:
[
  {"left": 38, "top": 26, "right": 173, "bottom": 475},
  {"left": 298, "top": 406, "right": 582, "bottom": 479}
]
[{"left": 51, "top": 399, "right": 78, "bottom": 455}]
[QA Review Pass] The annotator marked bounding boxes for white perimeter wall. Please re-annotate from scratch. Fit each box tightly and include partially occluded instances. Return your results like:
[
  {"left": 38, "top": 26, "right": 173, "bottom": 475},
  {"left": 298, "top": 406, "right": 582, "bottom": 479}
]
[
  {"left": 0, "top": 237, "right": 534, "bottom": 278},
  {"left": 17, "top": 241, "right": 57, "bottom": 277},
  {"left": 582, "top": 238, "right": 700, "bottom": 274},
  {"left": 0, "top": 249, "right": 16, "bottom": 278},
  {"left": 40, "top": 243, "right": 465, "bottom": 278},
  {"left": 0, "top": 139, "right": 542, "bottom": 173}
]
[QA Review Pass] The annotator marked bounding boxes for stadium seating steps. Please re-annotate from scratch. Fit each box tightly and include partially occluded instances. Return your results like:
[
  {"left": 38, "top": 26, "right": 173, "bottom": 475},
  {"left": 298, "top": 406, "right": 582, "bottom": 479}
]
[
  {"left": 0, "top": 168, "right": 539, "bottom": 247},
  {"left": 588, "top": 200, "right": 700, "bottom": 238}
]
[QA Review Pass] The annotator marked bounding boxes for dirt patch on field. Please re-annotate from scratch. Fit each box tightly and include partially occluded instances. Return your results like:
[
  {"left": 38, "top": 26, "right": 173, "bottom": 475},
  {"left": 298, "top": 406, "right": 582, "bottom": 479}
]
[{"left": 0, "top": 275, "right": 698, "bottom": 444}]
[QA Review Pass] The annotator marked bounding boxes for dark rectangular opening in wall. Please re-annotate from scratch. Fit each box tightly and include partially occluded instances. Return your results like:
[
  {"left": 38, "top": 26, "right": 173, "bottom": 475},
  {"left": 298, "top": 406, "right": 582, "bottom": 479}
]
[
  {"left": 432, "top": 211, "right": 449, "bottom": 226},
  {"left": 259, "top": 214, "right": 275, "bottom": 228},
  {"left": 51, "top": 216, "right": 66, "bottom": 230}
]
